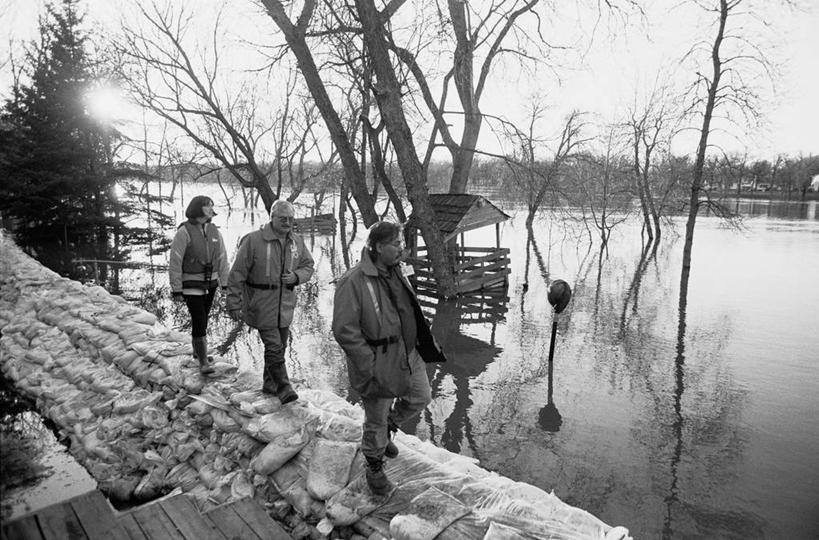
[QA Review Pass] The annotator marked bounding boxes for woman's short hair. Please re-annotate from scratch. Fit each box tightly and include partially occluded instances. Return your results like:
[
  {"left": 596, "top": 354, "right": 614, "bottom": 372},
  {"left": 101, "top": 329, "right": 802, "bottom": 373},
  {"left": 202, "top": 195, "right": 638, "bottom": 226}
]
[{"left": 185, "top": 195, "right": 215, "bottom": 219}]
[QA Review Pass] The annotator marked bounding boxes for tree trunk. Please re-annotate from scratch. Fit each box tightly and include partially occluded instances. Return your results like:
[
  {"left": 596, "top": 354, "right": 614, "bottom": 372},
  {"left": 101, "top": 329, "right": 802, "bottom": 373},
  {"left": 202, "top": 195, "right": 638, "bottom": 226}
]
[
  {"left": 450, "top": 113, "right": 481, "bottom": 194},
  {"left": 261, "top": 0, "right": 378, "bottom": 226},
  {"left": 355, "top": 0, "right": 456, "bottom": 297},
  {"left": 632, "top": 132, "right": 654, "bottom": 242},
  {"left": 683, "top": 0, "right": 727, "bottom": 279}
]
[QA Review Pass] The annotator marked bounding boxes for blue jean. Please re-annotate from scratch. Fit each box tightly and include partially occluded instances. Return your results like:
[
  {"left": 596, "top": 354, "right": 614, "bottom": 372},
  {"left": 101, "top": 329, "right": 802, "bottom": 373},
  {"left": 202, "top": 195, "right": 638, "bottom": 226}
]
[{"left": 360, "top": 349, "right": 431, "bottom": 460}]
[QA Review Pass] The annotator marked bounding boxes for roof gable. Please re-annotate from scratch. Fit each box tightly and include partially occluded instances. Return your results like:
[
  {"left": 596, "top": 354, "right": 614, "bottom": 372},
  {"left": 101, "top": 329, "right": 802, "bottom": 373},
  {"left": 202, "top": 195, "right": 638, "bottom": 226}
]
[{"left": 407, "top": 194, "right": 510, "bottom": 241}]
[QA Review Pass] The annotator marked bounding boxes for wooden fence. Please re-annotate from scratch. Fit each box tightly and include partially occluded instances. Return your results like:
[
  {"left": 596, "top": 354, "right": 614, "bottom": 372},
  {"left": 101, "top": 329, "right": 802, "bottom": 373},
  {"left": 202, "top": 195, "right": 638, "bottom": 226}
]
[
  {"left": 406, "top": 246, "right": 510, "bottom": 296},
  {"left": 293, "top": 213, "right": 336, "bottom": 235}
]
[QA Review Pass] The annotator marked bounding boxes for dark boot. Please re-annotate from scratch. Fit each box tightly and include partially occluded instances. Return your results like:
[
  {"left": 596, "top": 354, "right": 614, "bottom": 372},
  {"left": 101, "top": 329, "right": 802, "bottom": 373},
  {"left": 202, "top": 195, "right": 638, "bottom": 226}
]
[
  {"left": 384, "top": 421, "right": 399, "bottom": 459},
  {"left": 192, "top": 337, "right": 215, "bottom": 375},
  {"left": 365, "top": 457, "right": 393, "bottom": 496},
  {"left": 262, "top": 363, "right": 278, "bottom": 394},
  {"left": 264, "top": 362, "right": 298, "bottom": 404}
]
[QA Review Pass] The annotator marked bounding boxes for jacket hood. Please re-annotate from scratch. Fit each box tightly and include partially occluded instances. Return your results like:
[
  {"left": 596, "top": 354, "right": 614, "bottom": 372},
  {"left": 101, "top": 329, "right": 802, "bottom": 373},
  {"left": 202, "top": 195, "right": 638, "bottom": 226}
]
[{"left": 359, "top": 247, "right": 380, "bottom": 277}]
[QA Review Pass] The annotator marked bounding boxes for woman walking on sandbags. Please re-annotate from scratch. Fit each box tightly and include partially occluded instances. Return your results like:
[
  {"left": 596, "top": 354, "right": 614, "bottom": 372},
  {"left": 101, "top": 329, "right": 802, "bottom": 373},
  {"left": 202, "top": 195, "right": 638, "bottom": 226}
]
[{"left": 169, "top": 195, "right": 230, "bottom": 375}]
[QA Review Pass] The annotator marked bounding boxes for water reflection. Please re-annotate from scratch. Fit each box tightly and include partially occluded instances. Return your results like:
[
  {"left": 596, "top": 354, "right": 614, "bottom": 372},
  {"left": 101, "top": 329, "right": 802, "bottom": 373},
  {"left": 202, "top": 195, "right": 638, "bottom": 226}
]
[
  {"left": 416, "top": 296, "right": 506, "bottom": 456},
  {"left": 717, "top": 199, "right": 819, "bottom": 221},
  {"left": 6, "top": 188, "right": 819, "bottom": 538}
]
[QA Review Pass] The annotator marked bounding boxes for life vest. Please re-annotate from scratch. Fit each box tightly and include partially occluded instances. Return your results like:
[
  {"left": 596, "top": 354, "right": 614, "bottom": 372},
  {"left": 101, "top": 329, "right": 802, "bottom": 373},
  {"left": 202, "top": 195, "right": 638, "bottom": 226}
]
[{"left": 180, "top": 221, "right": 216, "bottom": 273}]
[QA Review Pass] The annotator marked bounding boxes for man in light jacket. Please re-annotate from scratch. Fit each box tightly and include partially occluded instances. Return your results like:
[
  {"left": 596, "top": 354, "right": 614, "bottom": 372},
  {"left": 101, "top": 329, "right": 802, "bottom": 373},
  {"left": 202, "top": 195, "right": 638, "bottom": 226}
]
[
  {"left": 226, "top": 200, "right": 314, "bottom": 404},
  {"left": 332, "top": 221, "right": 446, "bottom": 496}
]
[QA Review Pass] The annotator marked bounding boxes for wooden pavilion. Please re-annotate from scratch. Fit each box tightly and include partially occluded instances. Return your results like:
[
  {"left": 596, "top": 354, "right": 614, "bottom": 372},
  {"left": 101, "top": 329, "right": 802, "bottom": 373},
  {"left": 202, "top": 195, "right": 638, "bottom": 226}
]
[{"left": 404, "top": 194, "right": 511, "bottom": 297}]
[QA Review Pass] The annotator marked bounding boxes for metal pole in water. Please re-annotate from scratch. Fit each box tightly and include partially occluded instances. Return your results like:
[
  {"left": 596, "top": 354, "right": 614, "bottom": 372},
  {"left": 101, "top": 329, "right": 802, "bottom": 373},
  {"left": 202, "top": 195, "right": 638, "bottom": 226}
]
[{"left": 539, "top": 279, "right": 572, "bottom": 432}]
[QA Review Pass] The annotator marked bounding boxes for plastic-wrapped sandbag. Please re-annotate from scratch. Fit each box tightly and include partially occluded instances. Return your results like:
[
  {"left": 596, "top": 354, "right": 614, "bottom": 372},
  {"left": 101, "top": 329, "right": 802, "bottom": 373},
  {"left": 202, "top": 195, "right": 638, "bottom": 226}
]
[
  {"left": 76, "top": 428, "right": 117, "bottom": 462},
  {"left": 211, "top": 408, "right": 241, "bottom": 432},
  {"left": 250, "top": 425, "right": 313, "bottom": 475},
  {"left": 131, "top": 311, "right": 157, "bottom": 326},
  {"left": 140, "top": 405, "right": 170, "bottom": 429},
  {"left": 112, "top": 349, "right": 142, "bottom": 373},
  {"left": 306, "top": 439, "right": 358, "bottom": 500},
  {"left": 113, "top": 389, "right": 162, "bottom": 414},
  {"left": 325, "top": 468, "right": 393, "bottom": 526},
  {"left": 24, "top": 349, "right": 50, "bottom": 365},
  {"left": 229, "top": 389, "right": 261, "bottom": 407},
  {"left": 389, "top": 487, "right": 471, "bottom": 540},
  {"left": 243, "top": 408, "right": 316, "bottom": 442},
  {"left": 165, "top": 462, "right": 200, "bottom": 491},
  {"left": 134, "top": 466, "right": 167, "bottom": 501},
  {"left": 231, "top": 471, "right": 254, "bottom": 500},
  {"left": 482, "top": 521, "right": 528, "bottom": 539},
  {"left": 221, "top": 432, "right": 265, "bottom": 458}
]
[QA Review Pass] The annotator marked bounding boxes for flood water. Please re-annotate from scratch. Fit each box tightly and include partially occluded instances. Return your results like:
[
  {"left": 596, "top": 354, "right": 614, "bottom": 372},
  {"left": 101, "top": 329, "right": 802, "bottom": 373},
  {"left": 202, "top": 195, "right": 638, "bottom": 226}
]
[{"left": 4, "top": 185, "right": 819, "bottom": 539}]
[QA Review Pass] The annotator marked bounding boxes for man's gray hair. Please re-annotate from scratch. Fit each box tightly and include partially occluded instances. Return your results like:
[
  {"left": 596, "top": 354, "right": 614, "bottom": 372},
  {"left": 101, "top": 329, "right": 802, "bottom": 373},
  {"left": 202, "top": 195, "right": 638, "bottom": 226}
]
[{"left": 269, "top": 199, "right": 295, "bottom": 218}]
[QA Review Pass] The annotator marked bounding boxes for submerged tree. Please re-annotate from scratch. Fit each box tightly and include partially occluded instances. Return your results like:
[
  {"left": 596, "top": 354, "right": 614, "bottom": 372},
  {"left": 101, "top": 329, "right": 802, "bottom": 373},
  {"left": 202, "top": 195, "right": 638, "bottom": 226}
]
[
  {"left": 0, "top": 0, "right": 166, "bottom": 278},
  {"left": 680, "top": 0, "right": 783, "bottom": 283}
]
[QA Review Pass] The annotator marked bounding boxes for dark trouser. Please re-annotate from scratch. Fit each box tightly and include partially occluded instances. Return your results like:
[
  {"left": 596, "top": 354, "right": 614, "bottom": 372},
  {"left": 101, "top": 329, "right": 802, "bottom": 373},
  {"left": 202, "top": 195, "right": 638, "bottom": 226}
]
[
  {"left": 258, "top": 327, "right": 291, "bottom": 391},
  {"left": 258, "top": 327, "right": 289, "bottom": 366},
  {"left": 361, "top": 349, "right": 431, "bottom": 460},
  {"left": 184, "top": 287, "right": 216, "bottom": 338}
]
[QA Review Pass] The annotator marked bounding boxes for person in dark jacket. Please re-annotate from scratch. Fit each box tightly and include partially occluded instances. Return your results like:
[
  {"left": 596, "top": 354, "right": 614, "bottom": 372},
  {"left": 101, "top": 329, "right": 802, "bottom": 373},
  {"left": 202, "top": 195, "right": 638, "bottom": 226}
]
[
  {"left": 332, "top": 221, "right": 446, "bottom": 496},
  {"left": 226, "top": 200, "right": 315, "bottom": 404},
  {"left": 169, "top": 195, "right": 230, "bottom": 375}
]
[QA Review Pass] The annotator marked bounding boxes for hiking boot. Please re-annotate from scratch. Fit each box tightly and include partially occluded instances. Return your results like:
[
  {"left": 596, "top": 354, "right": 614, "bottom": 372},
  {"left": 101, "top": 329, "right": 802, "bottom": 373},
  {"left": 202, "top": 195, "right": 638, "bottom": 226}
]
[
  {"left": 193, "top": 337, "right": 215, "bottom": 375},
  {"left": 262, "top": 362, "right": 299, "bottom": 404},
  {"left": 365, "top": 458, "right": 393, "bottom": 496},
  {"left": 384, "top": 423, "right": 399, "bottom": 459},
  {"left": 199, "top": 356, "right": 216, "bottom": 375},
  {"left": 277, "top": 384, "right": 299, "bottom": 405}
]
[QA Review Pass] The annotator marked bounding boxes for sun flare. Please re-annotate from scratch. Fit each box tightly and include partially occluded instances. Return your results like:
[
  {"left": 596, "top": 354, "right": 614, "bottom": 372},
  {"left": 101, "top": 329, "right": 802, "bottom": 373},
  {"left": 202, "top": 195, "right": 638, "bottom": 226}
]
[{"left": 84, "top": 83, "right": 126, "bottom": 125}]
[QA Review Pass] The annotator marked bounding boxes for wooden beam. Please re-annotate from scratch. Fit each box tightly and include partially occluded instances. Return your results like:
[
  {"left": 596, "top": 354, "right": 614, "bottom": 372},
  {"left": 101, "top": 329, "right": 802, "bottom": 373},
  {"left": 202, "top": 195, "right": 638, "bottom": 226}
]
[
  {"left": 456, "top": 260, "right": 510, "bottom": 281},
  {"left": 229, "top": 499, "right": 291, "bottom": 540},
  {"left": 453, "top": 251, "right": 510, "bottom": 271},
  {"left": 205, "top": 504, "right": 262, "bottom": 540},
  {"left": 69, "top": 491, "right": 127, "bottom": 539},
  {"left": 36, "top": 501, "right": 86, "bottom": 540},
  {"left": 159, "top": 495, "right": 224, "bottom": 540},
  {"left": 2, "top": 515, "right": 42, "bottom": 540},
  {"left": 118, "top": 514, "right": 149, "bottom": 540},
  {"left": 131, "top": 502, "right": 185, "bottom": 539}
]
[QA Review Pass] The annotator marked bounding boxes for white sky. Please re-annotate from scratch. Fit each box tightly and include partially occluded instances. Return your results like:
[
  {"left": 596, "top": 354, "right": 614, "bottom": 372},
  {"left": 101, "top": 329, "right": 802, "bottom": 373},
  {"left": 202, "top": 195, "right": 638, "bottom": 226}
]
[{"left": 1, "top": 0, "right": 817, "bottom": 162}]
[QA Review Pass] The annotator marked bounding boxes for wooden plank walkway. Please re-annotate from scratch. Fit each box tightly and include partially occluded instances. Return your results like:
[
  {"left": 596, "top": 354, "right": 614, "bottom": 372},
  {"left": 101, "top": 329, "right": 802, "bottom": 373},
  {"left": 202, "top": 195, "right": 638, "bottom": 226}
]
[{"left": 1, "top": 490, "right": 292, "bottom": 540}]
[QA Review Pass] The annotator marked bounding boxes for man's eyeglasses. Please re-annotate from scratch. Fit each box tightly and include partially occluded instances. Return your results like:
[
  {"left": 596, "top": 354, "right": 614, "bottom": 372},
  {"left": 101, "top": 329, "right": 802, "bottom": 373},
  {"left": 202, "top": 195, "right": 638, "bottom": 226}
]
[{"left": 274, "top": 215, "right": 294, "bottom": 223}]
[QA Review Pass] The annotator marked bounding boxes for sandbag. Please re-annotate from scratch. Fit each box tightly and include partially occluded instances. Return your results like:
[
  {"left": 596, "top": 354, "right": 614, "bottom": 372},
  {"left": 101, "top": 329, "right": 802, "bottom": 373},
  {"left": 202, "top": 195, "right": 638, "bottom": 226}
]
[
  {"left": 306, "top": 439, "right": 358, "bottom": 500},
  {"left": 389, "top": 486, "right": 471, "bottom": 540},
  {"left": 250, "top": 426, "right": 312, "bottom": 475},
  {"left": 243, "top": 409, "right": 315, "bottom": 442}
]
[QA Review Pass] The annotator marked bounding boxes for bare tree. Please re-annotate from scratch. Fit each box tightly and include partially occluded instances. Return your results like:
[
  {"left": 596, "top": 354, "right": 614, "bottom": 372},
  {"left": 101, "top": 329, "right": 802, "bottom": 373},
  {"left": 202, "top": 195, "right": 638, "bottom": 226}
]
[
  {"left": 503, "top": 103, "right": 589, "bottom": 226},
  {"left": 569, "top": 128, "right": 633, "bottom": 249},
  {"left": 354, "top": 0, "right": 456, "bottom": 294},
  {"left": 680, "top": 0, "right": 780, "bottom": 281},
  {"left": 260, "top": 0, "right": 457, "bottom": 295},
  {"left": 625, "top": 82, "right": 680, "bottom": 242},
  {"left": 259, "top": 0, "right": 379, "bottom": 224},
  {"left": 116, "top": 1, "right": 327, "bottom": 211},
  {"left": 432, "top": 0, "right": 543, "bottom": 194}
]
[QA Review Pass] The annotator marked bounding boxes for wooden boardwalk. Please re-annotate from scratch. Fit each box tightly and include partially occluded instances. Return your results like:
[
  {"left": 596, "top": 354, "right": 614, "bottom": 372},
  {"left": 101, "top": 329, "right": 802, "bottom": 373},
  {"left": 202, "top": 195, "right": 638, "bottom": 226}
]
[{"left": 1, "top": 490, "right": 293, "bottom": 540}]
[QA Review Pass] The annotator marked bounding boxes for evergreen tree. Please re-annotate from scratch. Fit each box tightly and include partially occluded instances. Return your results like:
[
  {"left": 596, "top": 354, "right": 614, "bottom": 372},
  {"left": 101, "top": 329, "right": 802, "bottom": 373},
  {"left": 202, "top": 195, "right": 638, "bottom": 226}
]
[{"left": 0, "top": 0, "right": 169, "bottom": 281}]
